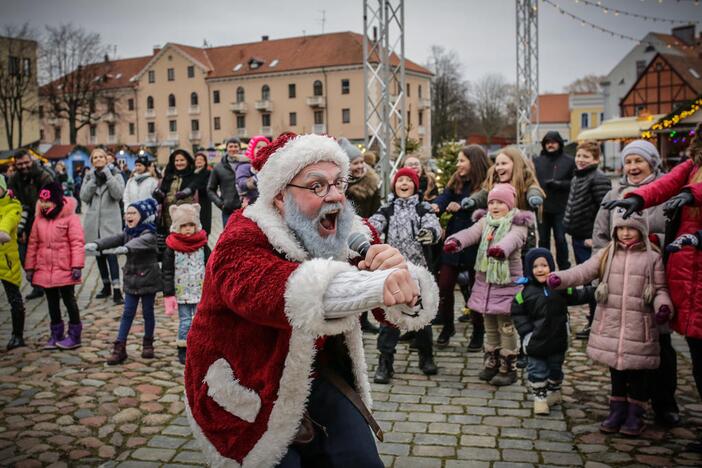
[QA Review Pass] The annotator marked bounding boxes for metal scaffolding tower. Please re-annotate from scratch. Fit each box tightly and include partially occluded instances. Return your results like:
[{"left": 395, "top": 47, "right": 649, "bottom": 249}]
[
  {"left": 363, "top": 0, "right": 406, "bottom": 197},
  {"left": 516, "top": 0, "right": 539, "bottom": 153}
]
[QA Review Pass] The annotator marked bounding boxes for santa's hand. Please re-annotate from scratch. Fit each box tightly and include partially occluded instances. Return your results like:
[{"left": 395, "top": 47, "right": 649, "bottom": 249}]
[
  {"left": 666, "top": 232, "right": 700, "bottom": 252},
  {"left": 383, "top": 269, "right": 419, "bottom": 307},
  {"left": 546, "top": 273, "right": 561, "bottom": 289},
  {"left": 358, "top": 244, "right": 407, "bottom": 271}
]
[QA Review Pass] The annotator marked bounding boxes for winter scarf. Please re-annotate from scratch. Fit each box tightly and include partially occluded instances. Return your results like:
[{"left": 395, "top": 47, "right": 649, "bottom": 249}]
[
  {"left": 475, "top": 208, "right": 517, "bottom": 285},
  {"left": 166, "top": 229, "right": 208, "bottom": 253}
]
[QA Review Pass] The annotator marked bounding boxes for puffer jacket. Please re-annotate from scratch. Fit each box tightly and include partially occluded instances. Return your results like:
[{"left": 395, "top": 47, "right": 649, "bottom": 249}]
[
  {"left": 346, "top": 166, "right": 381, "bottom": 218},
  {"left": 447, "top": 209, "right": 534, "bottom": 314},
  {"left": 0, "top": 194, "right": 22, "bottom": 286},
  {"left": 592, "top": 172, "right": 666, "bottom": 252},
  {"left": 556, "top": 244, "right": 672, "bottom": 370},
  {"left": 533, "top": 131, "right": 575, "bottom": 214},
  {"left": 25, "top": 198, "right": 85, "bottom": 288},
  {"left": 80, "top": 165, "right": 125, "bottom": 243},
  {"left": 626, "top": 160, "right": 702, "bottom": 339},
  {"left": 563, "top": 165, "right": 612, "bottom": 239},
  {"left": 95, "top": 230, "right": 161, "bottom": 295},
  {"left": 207, "top": 158, "right": 242, "bottom": 216},
  {"left": 123, "top": 173, "right": 159, "bottom": 212}
]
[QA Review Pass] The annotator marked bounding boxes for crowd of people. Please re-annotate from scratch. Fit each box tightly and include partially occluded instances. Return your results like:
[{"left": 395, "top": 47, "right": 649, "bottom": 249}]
[{"left": 1, "top": 123, "right": 702, "bottom": 464}]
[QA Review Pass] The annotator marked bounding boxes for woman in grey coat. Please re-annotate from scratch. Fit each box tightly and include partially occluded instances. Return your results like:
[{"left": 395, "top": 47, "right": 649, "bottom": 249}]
[{"left": 80, "top": 147, "right": 125, "bottom": 304}]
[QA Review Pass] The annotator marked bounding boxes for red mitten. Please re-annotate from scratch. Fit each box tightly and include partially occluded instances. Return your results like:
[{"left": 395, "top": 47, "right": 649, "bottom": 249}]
[
  {"left": 443, "top": 238, "right": 461, "bottom": 253},
  {"left": 487, "top": 246, "right": 505, "bottom": 259},
  {"left": 546, "top": 273, "right": 561, "bottom": 289},
  {"left": 655, "top": 305, "right": 672, "bottom": 325},
  {"left": 164, "top": 296, "right": 177, "bottom": 317}
]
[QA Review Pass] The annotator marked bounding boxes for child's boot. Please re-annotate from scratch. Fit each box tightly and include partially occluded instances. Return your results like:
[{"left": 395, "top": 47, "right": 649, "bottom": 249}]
[
  {"left": 600, "top": 397, "right": 628, "bottom": 433},
  {"left": 44, "top": 321, "right": 65, "bottom": 350},
  {"left": 374, "top": 353, "right": 394, "bottom": 384},
  {"left": 7, "top": 305, "right": 26, "bottom": 351},
  {"left": 142, "top": 336, "right": 155, "bottom": 359},
  {"left": 490, "top": 353, "right": 517, "bottom": 386},
  {"left": 107, "top": 341, "right": 127, "bottom": 365},
  {"left": 96, "top": 282, "right": 111, "bottom": 299},
  {"left": 113, "top": 288, "right": 124, "bottom": 305},
  {"left": 478, "top": 349, "right": 500, "bottom": 381},
  {"left": 56, "top": 322, "right": 82, "bottom": 350},
  {"left": 546, "top": 379, "right": 563, "bottom": 406},
  {"left": 532, "top": 381, "right": 550, "bottom": 415},
  {"left": 467, "top": 314, "right": 484, "bottom": 353},
  {"left": 418, "top": 352, "right": 438, "bottom": 375},
  {"left": 178, "top": 347, "right": 187, "bottom": 365},
  {"left": 619, "top": 398, "right": 646, "bottom": 436}
]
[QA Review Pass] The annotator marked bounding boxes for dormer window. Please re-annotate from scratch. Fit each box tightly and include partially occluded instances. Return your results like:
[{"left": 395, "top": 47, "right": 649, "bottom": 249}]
[
  {"left": 248, "top": 58, "right": 264, "bottom": 70},
  {"left": 233, "top": 63, "right": 242, "bottom": 72}
]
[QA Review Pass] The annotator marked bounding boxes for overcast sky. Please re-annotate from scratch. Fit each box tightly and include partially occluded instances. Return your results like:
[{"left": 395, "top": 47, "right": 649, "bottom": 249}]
[{"left": 2, "top": 0, "right": 701, "bottom": 91}]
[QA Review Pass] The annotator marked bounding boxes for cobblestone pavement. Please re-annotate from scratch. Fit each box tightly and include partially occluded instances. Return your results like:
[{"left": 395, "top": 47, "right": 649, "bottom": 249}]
[{"left": 1, "top": 210, "right": 702, "bottom": 467}]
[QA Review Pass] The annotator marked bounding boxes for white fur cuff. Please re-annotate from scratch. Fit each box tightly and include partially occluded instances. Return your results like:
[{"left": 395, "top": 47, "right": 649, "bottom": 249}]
[{"left": 383, "top": 263, "right": 439, "bottom": 331}]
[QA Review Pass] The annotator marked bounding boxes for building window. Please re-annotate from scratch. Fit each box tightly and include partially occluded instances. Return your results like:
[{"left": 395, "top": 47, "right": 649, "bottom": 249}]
[
  {"left": 341, "top": 79, "right": 350, "bottom": 95},
  {"left": 407, "top": 110, "right": 411, "bottom": 126},
  {"left": 8, "top": 56, "right": 19, "bottom": 75},
  {"left": 406, "top": 83, "right": 410, "bottom": 97},
  {"left": 22, "top": 57, "right": 31, "bottom": 76},
  {"left": 108, "top": 123, "right": 115, "bottom": 136},
  {"left": 313, "top": 80, "right": 323, "bottom": 97},
  {"left": 261, "top": 85, "right": 270, "bottom": 101},
  {"left": 128, "top": 98, "right": 134, "bottom": 111},
  {"left": 214, "top": 116, "right": 221, "bottom": 130},
  {"left": 213, "top": 90, "right": 220, "bottom": 103},
  {"left": 288, "top": 83, "right": 296, "bottom": 98},
  {"left": 236, "top": 115, "right": 245, "bottom": 129},
  {"left": 148, "top": 70, "right": 155, "bottom": 83},
  {"left": 187, "top": 65, "right": 194, "bottom": 78},
  {"left": 169, "top": 120, "right": 177, "bottom": 132},
  {"left": 191, "top": 119, "right": 199, "bottom": 131},
  {"left": 168, "top": 94, "right": 176, "bottom": 107},
  {"left": 418, "top": 110, "right": 423, "bottom": 126},
  {"left": 167, "top": 67, "right": 175, "bottom": 81},
  {"left": 236, "top": 87, "right": 245, "bottom": 103},
  {"left": 90, "top": 125, "right": 96, "bottom": 137},
  {"left": 289, "top": 112, "right": 297, "bottom": 126},
  {"left": 147, "top": 96, "right": 154, "bottom": 109},
  {"left": 418, "top": 84, "right": 423, "bottom": 99},
  {"left": 314, "top": 110, "right": 324, "bottom": 125},
  {"left": 107, "top": 97, "right": 115, "bottom": 113},
  {"left": 39, "top": 128, "right": 44, "bottom": 140},
  {"left": 54, "top": 127, "right": 61, "bottom": 142},
  {"left": 342, "top": 108, "right": 350, "bottom": 124},
  {"left": 147, "top": 122, "right": 155, "bottom": 134},
  {"left": 191, "top": 92, "right": 198, "bottom": 106},
  {"left": 129, "top": 122, "right": 135, "bottom": 135},
  {"left": 581, "top": 112, "right": 589, "bottom": 129},
  {"left": 262, "top": 113, "right": 271, "bottom": 127},
  {"left": 600, "top": 112, "right": 604, "bottom": 124}
]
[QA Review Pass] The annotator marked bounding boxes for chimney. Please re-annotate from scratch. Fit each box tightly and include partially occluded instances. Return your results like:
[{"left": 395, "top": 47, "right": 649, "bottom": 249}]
[
  {"left": 103, "top": 53, "right": 109, "bottom": 63},
  {"left": 153, "top": 44, "right": 161, "bottom": 55},
  {"left": 672, "top": 24, "right": 695, "bottom": 45},
  {"left": 261, "top": 35, "right": 269, "bottom": 41}
]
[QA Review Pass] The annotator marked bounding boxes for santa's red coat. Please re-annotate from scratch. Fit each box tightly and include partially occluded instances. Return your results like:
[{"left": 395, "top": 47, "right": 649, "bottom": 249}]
[{"left": 184, "top": 203, "right": 437, "bottom": 467}]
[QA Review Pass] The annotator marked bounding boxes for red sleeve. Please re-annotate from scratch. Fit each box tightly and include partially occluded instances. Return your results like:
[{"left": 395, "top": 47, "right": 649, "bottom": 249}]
[
  {"left": 25, "top": 222, "right": 39, "bottom": 271},
  {"left": 684, "top": 181, "right": 702, "bottom": 206},
  {"left": 626, "top": 160, "right": 694, "bottom": 208},
  {"left": 68, "top": 215, "right": 85, "bottom": 268}
]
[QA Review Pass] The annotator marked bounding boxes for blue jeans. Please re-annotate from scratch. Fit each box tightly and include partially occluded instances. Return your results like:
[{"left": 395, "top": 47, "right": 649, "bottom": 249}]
[
  {"left": 277, "top": 378, "right": 383, "bottom": 468},
  {"left": 97, "top": 254, "right": 121, "bottom": 288},
  {"left": 571, "top": 237, "right": 592, "bottom": 265},
  {"left": 538, "top": 212, "right": 570, "bottom": 270},
  {"left": 117, "top": 293, "right": 156, "bottom": 342},
  {"left": 527, "top": 351, "right": 565, "bottom": 383},
  {"left": 177, "top": 303, "right": 197, "bottom": 344}
]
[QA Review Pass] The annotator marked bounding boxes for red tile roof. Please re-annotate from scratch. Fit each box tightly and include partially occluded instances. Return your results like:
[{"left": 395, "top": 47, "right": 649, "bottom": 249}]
[
  {"left": 533, "top": 94, "right": 570, "bottom": 124},
  {"left": 40, "top": 55, "right": 151, "bottom": 94},
  {"left": 651, "top": 33, "right": 702, "bottom": 57}
]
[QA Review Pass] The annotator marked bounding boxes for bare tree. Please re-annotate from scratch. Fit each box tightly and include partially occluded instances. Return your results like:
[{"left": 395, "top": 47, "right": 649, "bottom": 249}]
[
  {"left": 564, "top": 74, "right": 604, "bottom": 94},
  {"left": 0, "top": 23, "right": 38, "bottom": 149},
  {"left": 471, "top": 73, "right": 509, "bottom": 145},
  {"left": 40, "top": 24, "right": 112, "bottom": 144},
  {"left": 427, "top": 46, "right": 475, "bottom": 152}
]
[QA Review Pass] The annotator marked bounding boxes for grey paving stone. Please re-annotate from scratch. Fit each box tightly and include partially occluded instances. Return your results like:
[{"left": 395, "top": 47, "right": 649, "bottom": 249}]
[
  {"left": 392, "top": 456, "right": 442, "bottom": 468},
  {"left": 377, "top": 442, "right": 410, "bottom": 456},
  {"left": 171, "top": 450, "right": 206, "bottom": 465},
  {"left": 456, "top": 447, "right": 501, "bottom": 461},
  {"left": 502, "top": 448, "right": 540, "bottom": 463},
  {"left": 459, "top": 435, "right": 496, "bottom": 448},
  {"left": 541, "top": 452, "right": 584, "bottom": 466},
  {"left": 146, "top": 435, "right": 187, "bottom": 449},
  {"left": 445, "top": 461, "right": 490, "bottom": 468},
  {"left": 130, "top": 448, "right": 177, "bottom": 462}
]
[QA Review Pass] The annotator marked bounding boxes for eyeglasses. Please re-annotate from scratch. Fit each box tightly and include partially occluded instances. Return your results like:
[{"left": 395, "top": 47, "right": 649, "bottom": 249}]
[{"left": 287, "top": 178, "right": 348, "bottom": 198}]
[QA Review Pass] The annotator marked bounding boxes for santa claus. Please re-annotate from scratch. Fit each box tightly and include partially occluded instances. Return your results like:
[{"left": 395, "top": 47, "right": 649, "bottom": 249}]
[{"left": 184, "top": 132, "right": 438, "bottom": 467}]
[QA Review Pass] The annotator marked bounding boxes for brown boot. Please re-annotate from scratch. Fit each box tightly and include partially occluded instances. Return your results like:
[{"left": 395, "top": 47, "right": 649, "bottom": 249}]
[
  {"left": 490, "top": 353, "right": 517, "bottom": 387},
  {"left": 142, "top": 337, "right": 155, "bottom": 359},
  {"left": 107, "top": 341, "right": 127, "bottom": 365}
]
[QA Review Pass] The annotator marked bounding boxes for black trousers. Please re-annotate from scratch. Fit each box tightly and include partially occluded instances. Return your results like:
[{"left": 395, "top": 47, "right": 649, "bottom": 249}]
[
  {"left": 650, "top": 333, "right": 679, "bottom": 414},
  {"left": 45, "top": 285, "right": 80, "bottom": 325},
  {"left": 378, "top": 323, "right": 433, "bottom": 357},
  {"left": 2, "top": 280, "right": 24, "bottom": 336},
  {"left": 610, "top": 367, "right": 649, "bottom": 401},
  {"left": 537, "top": 211, "right": 571, "bottom": 270},
  {"left": 686, "top": 337, "right": 702, "bottom": 401},
  {"left": 277, "top": 378, "right": 383, "bottom": 468}
]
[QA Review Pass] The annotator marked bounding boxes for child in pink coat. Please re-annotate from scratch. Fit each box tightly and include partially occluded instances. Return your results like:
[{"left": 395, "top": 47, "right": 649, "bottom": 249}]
[
  {"left": 444, "top": 184, "right": 535, "bottom": 386},
  {"left": 25, "top": 182, "right": 85, "bottom": 350}
]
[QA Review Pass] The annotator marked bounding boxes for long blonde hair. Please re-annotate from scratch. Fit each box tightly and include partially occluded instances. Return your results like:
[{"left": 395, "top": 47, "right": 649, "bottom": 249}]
[{"left": 483, "top": 146, "right": 544, "bottom": 210}]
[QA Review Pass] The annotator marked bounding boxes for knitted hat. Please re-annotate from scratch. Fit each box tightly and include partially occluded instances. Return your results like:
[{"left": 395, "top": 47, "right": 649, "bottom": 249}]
[
  {"left": 128, "top": 198, "right": 158, "bottom": 225},
  {"left": 488, "top": 183, "right": 517, "bottom": 210},
  {"left": 392, "top": 167, "right": 419, "bottom": 195},
  {"left": 38, "top": 181, "right": 65, "bottom": 210},
  {"left": 226, "top": 137, "right": 241, "bottom": 147},
  {"left": 135, "top": 155, "right": 151, "bottom": 167},
  {"left": 338, "top": 137, "right": 363, "bottom": 162},
  {"left": 523, "top": 248, "right": 555, "bottom": 280},
  {"left": 169, "top": 203, "right": 202, "bottom": 232},
  {"left": 620, "top": 140, "right": 660, "bottom": 171},
  {"left": 250, "top": 132, "right": 349, "bottom": 208}
]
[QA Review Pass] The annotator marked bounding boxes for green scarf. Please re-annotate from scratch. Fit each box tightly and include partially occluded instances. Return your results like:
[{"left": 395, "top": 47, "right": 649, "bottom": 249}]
[{"left": 475, "top": 209, "right": 517, "bottom": 285}]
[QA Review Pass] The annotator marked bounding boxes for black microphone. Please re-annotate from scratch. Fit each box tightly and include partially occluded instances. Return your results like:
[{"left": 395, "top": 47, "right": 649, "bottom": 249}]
[{"left": 347, "top": 232, "right": 371, "bottom": 258}]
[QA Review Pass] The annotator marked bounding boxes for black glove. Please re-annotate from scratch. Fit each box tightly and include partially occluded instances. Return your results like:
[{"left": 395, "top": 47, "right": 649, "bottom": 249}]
[
  {"left": 152, "top": 189, "right": 166, "bottom": 202},
  {"left": 601, "top": 196, "right": 643, "bottom": 219},
  {"left": 175, "top": 188, "right": 192, "bottom": 200},
  {"left": 663, "top": 191, "right": 694, "bottom": 220}
]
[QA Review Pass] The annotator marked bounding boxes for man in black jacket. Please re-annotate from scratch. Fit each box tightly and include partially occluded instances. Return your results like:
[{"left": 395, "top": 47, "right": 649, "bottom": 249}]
[
  {"left": 8, "top": 150, "right": 54, "bottom": 300},
  {"left": 533, "top": 131, "right": 574, "bottom": 270},
  {"left": 207, "top": 137, "right": 242, "bottom": 227}
]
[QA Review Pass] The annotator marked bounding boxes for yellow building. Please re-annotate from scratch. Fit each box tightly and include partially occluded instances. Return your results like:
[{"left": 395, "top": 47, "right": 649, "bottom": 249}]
[{"left": 569, "top": 93, "right": 605, "bottom": 143}]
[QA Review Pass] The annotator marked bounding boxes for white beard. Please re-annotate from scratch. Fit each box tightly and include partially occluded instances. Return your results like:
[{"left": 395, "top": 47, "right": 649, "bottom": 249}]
[{"left": 283, "top": 196, "right": 355, "bottom": 259}]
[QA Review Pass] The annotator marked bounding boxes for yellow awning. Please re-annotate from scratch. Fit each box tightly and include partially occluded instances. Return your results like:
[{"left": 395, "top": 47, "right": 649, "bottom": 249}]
[{"left": 577, "top": 115, "right": 663, "bottom": 141}]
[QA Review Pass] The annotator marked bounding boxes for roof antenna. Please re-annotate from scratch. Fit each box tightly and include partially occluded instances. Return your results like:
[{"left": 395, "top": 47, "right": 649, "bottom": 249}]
[{"left": 319, "top": 10, "right": 326, "bottom": 34}]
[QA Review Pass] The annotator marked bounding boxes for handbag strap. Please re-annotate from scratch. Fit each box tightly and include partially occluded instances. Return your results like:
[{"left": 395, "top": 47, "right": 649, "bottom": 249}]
[{"left": 319, "top": 368, "right": 384, "bottom": 442}]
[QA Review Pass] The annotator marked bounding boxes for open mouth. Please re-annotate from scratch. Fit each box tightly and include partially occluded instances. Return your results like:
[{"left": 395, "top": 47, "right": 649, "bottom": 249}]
[
  {"left": 319, "top": 210, "right": 339, "bottom": 235},
  {"left": 497, "top": 170, "right": 509, "bottom": 181}
]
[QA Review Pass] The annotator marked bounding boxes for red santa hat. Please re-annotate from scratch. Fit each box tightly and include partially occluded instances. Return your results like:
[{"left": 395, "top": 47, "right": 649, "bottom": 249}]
[{"left": 251, "top": 132, "right": 350, "bottom": 207}]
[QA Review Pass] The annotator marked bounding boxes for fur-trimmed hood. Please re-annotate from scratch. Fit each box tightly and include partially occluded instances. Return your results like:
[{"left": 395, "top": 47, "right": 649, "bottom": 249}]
[
  {"left": 347, "top": 166, "right": 380, "bottom": 200},
  {"left": 471, "top": 208, "right": 536, "bottom": 227}
]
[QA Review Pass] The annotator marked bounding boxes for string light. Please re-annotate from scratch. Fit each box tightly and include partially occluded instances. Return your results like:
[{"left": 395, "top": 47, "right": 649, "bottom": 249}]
[
  {"left": 571, "top": 0, "right": 698, "bottom": 24},
  {"left": 640, "top": 97, "right": 702, "bottom": 138}
]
